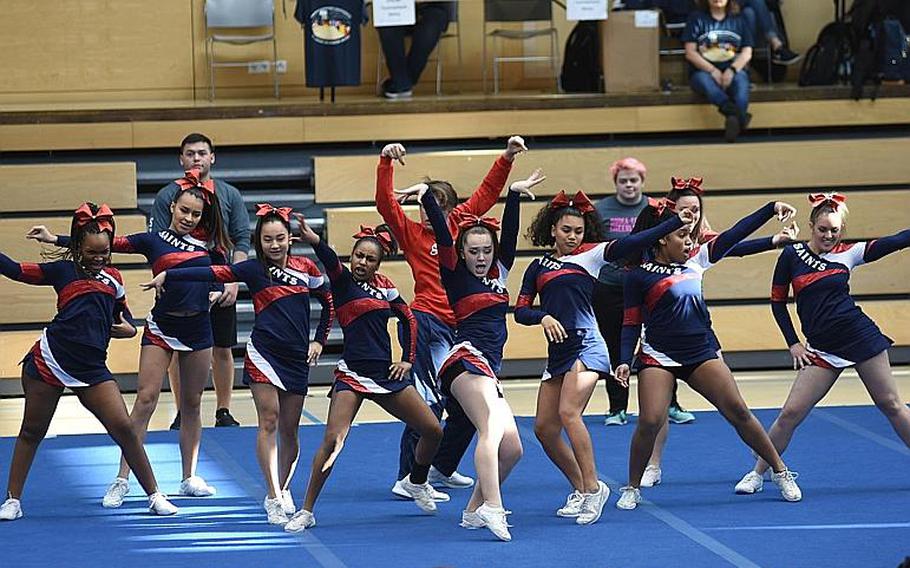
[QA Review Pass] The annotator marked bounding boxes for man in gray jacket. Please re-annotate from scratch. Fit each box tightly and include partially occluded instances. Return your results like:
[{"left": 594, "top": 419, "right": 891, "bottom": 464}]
[{"left": 149, "top": 133, "right": 251, "bottom": 428}]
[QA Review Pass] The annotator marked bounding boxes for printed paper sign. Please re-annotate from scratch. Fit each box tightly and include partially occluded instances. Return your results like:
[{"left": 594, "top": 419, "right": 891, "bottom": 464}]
[
  {"left": 373, "top": 0, "right": 416, "bottom": 27},
  {"left": 634, "top": 10, "right": 659, "bottom": 28},
  {"left": 567, "top": 0, "right": 608, "bottom": 21}
]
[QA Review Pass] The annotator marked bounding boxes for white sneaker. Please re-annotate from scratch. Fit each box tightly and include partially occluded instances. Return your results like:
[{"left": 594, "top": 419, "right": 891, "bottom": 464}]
[
  {"left": 460, "top": 509, "right": 485, "bottom": 529},
  {"left": 476, "top": 503, "right": 511, "bottom": 542},
  {"left": 771, "top": 469, "right": 802, "bottom": 502},
  {"left": 102, "top": 477, "right": 130, "bottom": 508},
  {"left": 264, "top": 496, "right": 289, "bottom": 525},
  {"left": 734, "top": 470, "right": 764, "bottom": 494},
  {"left": 576, "top": 481, "right": 610, "bottom": 525},
  {"left": 428, "top": 466, "right": 475, "bottom": 489},
  {"left": 556, "top": 490, "right": 584, "bottom": 518},
  {"left": 616, "top": 486, "right": 641, "bottom": 510},
  {"left": 400, "top": 476, "right": 438, "bottom": 514},
  {"left": 148, "top": 492, "right": 178, "bottom": 516},
  {"left": 392, "top": 478, "right": 450, "bottom": 502},
  {"left": 280, "top": 489, "right": 295, "bottom": 515},
  {"left": 179, "top": 475, "right": 217, "bottom": 497},
  {"left": 284, "top": 509, "right": 316, "bottom": 532},
  {"left": 640, "top": 465, "right": 662, "bottom": 488},
  {"left": 0, "top": 497, "right": 22, "bottom": 521}
]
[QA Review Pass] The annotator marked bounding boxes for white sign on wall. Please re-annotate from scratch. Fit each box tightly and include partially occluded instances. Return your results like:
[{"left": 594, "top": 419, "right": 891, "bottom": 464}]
[
  {"left": 373, "top": 0, "right": 416, "bottom": 27},
  {"left": 567, "top": 0, "right": 608, "bottom": 21}
]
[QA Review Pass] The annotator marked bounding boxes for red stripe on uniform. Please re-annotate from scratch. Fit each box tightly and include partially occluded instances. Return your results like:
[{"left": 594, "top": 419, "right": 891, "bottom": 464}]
[
  {"left": 453, "top": 292, "right": 507, "bottom": 321},
  {"left": 334, "top": 370, "right": 371, "bottom": 393},
  {"left": 29, "top": 342, "right": 64, "bottom": 387},
  {"left": 791, "top": 269, "right": 848, "bottom": 296},
  {"left": 152, "top": 251, "right": 208, "bottom": 274},
  {"left": 112, "top": 236, "right": 137, "bottom": 253},
  {"left": 19, "top": 263, "right": 45, "bottom": 284},
  {"left": 515, "top": 293, "right": 535, "bottom": 310},
  {"left": 336, "top": 297, "right": 388, "bottom": 327},
  {"left": 771, "top": 284, "right": 789, "bottom": 302},
  {"left": 806, "top": 351, "right": 835, "bottom": 369},
  {"left": 141, "top": 325, "right": 173, "bottom": 352},
  {"left": 644, "top": 273, "right": 700, "bottom": 312},
  {"left": 439, "top": 347, "right": 495, "bottom": 379},
  {"left": 536, "top": 267, "right": 587, "bottom": 290},
  {"left": 623, "top": 306, "right": 642, "bottom": 325},
  {"left": 243, "top": 355, "right": 272, "bottom": 384},
  {"left": 57, "top": 279, "right": 115, "bottom": 310},
  {"left": 638, "top": 352, "right": 661, "bottom": 366},
  {"left": 211, "top": 265, "right": 235, "bottom": 283},
  {"left": 252, "top": 286, "right": 305, "bottom": 314}
]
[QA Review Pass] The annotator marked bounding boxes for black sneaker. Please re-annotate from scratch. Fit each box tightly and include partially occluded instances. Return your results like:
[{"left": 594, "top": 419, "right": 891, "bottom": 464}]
[
  {"left": 381, "top": 79, "right": 413, "bottom": 100},
  {"left": 771, "top": 47, "right": 802, "bottom": 66},
  {"left": 169, "top": 412, "right": 181, "bottom": 431},
  {"left": 214, "top": 408, "right": 240, "bottom": 427},
  {"left": 724, "top": 114, "right": 741, "bottom": 143}
]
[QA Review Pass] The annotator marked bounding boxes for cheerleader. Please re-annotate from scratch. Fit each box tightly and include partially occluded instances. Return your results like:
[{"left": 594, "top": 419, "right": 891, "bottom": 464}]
[
  {"left": 284, "top": 220, "right": 443, "bottom": 532},
  {"left": 142, "top": 204, "right": 333, "bottom": 525},
  {"left": 28, "top": 171, "right": 231, "bottom": 505},
  {"left": 614, "top": 198, "right": 802, "bottom": 510},
  {"left": 515, "top": 191, "right": 694, "bottom": 525},
  {"left": 734, "top": 193, "right": 910, "bottom": 495},
  {"left": 0, "top": 204, "right": 176, "bottom": 521}
]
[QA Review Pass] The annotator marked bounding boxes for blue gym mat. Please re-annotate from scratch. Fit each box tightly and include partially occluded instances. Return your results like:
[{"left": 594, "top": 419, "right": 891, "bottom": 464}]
[{"left": 1, "top": 406, "right": 908, "bottom": 568}]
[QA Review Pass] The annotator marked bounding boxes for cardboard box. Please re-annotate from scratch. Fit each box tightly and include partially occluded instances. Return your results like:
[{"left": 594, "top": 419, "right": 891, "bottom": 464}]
[{"left": 600, "top": 10, "right": 660, "bottom": 93}]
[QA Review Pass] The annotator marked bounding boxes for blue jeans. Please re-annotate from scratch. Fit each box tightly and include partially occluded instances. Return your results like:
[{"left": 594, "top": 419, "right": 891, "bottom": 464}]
[
  {"left": 740, "top": 0, "right": 781, "bottom": 44},
  {"left": 689, "top": 69, "right": 750, "bottom": 115}
]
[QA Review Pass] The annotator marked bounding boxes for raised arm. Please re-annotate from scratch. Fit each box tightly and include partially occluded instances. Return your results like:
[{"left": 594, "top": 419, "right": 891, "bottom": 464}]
[
  {"left": 375, "top": 144, "right": 417, "bottom": 245},
  {"left": 706, "top": 202, "right": 792, "bottom": 264},
  {"left": 499, "top": 168, "right": 544, "bottom": 271},
  {"left": 863, "top": 229, "right": 910, "bottom": 264},
  {"left": 455, "top": 136, "right": 526, "bottom": 217},
  {"left": 419, "top": 188, "right": 457, "bottom": 271}
]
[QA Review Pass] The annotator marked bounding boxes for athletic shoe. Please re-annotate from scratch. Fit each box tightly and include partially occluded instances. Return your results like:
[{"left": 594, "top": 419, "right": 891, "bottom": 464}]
[
  {"left": 772, "top": 47, "right": 802, "bottom": 66},
  {"left": 604, "top": 410, "right": 628, "bottom": 426},
  {"left": 264, "top": 496, "right": 289, "bottom": 525},
  {"left": 281, "top": 489, "right": 295, "bottom": 515},
  {"left": 668, "top": 404, "right": 696, "bottom": 424},
  {"left": 392, "top": 478, "right": 450, "bottom": 502},
  {"left": 284, "top": 509, "right": 316, "bottom": 532},
  {"left": 381, "top": 79, "right": 413, "bottom": 100},
  {"left": 460, "top": 509, "right": 485, "bottom": 529},
  {"left": 400, "top": 476, "right": 438, "bottom": 514},
  {"left": 169, "top": 412, "right": 181, "bottom": 431},
  {"left": 0, "top": 497, "right": 22, "bottom": 521},
  {"left": 148, "top": 492, "right": 178, "bottom": 516},
  {"left": 428, "top": 467, "right": 475, "bottom": 489},
  {"left": 476, "top": 503, "right": 511, "bottom": 542},
  {"left": 616, "top": 486, "right": 641, "bottom": 510},
  {"left": 556, "top": 490, "right": 584, "bottom": 518},
  {"left": 102, "top": 477, "right": 130, "bottom": 508},
  {"left": 214, "top": 408, "right": 240, "bottom": 427},
  {"left": 734, "top": 470, "right": 764, "bottom": 494},
  {"left": 771, "top": 469, "right": 802, "bottom": 502},
  {"left": 576, "top": 481, "right": 610, "bottom": 525},
  {"left": 179, "top": 475, "right": 217, "bottom": 497},
  {"left": 640, "top": 465, "right": 662, "bottom": 488}
]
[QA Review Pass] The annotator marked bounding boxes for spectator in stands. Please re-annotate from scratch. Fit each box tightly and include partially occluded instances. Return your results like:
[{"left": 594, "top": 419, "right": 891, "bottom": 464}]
[
  {"left": 376, "top": 1, "right": 455, "bottom": 99},
  {"left": 149, "top": 133, "right": 251, "bottom": 429},
  {"left": 739, "top": 0, "right": 800, "bottom": 65},
  {"left": 593, "top": 158, "right": 696, "bottom": 428},
  {"left": 682, "top": 0, "right": 754, "bottom": 143}
]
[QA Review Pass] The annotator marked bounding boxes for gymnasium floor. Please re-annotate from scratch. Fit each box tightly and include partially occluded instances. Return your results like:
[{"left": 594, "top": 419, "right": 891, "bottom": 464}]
[{"left": 1, "top": 371, "right": 909, "bottom": 568}]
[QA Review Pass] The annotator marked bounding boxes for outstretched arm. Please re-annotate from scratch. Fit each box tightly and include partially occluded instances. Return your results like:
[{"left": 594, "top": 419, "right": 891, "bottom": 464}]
[
  {"left": 0, "top": 252, "right": 53, "bottom": 286},
  {"left": 605, "top": 210, "right": 690, "bottom": 261},
  {"left": 863, "top": 229, "right": 910, "bottom": 263},
  {"left": 706, "top": 202, "right": 794, "bottom": 263}
]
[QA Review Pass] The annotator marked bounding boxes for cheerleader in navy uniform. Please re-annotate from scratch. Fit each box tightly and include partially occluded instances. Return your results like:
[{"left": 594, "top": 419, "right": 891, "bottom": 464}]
[
  {"left": 515, "top": 191, "right": 693, "bottom": 525},
  {"left": 0, "top": 204, "right": 177, "bottom": 521},
  {"left": 28, "top": 173, "right": 231, "bottom": 506},
  {"left": 142, "top": 204, "right": 334, "bottom": 525},
  {"left": 420, "top": 166, "right": 543, "bottom": 542},
  {"left": 735, "top": 193, "right": 910, "bottom": 495},
  {"left": 284, "top": 219, "right": 444, "bottom": 532},
  {"left": 614, "top": 198, "right": 803, "bottom": 510}
]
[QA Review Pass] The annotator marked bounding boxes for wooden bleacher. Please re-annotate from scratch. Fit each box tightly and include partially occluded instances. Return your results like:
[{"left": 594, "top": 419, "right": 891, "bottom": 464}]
[
  {"left": 0, "top": 330, "right": 143, "bottom": 380},
  {"left": 0, "top": 163, "right": 137, "bottom": 211},
  {"left": 0, "top": 214, "right": 148, "bottom": 263}
]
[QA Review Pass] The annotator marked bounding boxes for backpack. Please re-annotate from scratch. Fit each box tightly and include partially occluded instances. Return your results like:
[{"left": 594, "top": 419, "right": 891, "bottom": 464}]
[
  {"left": 560, "top": 21, "right": 602, "bottom": 93},
  {"left": 799, "top": 21, "right": 853, "bottom": 86},
  {"left": 878, "top": 17, "right": 910, "bottom": 81}
]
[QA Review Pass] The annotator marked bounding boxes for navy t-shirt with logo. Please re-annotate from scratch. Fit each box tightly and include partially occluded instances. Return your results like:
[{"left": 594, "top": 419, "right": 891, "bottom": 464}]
[
  {"left": 296, "top": 0, "right": 363, "bottom": 87},
  {"left": 681, "top": 11, "right": 754, "bottom": 74}
]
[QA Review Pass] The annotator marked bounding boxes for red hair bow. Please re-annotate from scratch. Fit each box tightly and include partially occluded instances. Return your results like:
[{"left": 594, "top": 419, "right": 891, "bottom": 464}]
[
  {"left": 255, "top": 203, "right": 293, "bottom": 223},
  {"left": 670, "top": 177, "right": 704, "bottom": 195},
  {"left": 808, "top": 192, "right": 846, "bottom": 211},
  {"left": 175, "top": 168, "right": 216, "bottom": 204},
  {"left": 353, "top": 225, "right": 394, "bottom": 254},
  {"left": 74, "top": 202, "right": 115, "bottom": 233},
  {"left": 648, "top": 197, "right": 676, "bottom": 217},
  {"left": 549, "top": 190, "right": 595, "bottom": 215},
  {"left": 456, "top": 215, "right": 501, "bottom": 233}
]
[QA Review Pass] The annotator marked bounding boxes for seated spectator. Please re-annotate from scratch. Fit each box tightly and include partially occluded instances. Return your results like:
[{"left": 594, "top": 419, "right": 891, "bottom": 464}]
[
  {"left": 376, "top": 1, "right": 455, "bottom": 99},
  {"left": 739, "top": 0, "right": 800, "bottom": 65},
  {"left": 682, "top": 0, "right": 753, "bottom": 143}
]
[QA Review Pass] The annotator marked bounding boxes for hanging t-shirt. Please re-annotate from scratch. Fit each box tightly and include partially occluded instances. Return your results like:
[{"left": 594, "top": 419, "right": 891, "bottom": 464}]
[
  {"left": 681, "top": 10, "right": 754, "bottom": 73},
  {"left": 297, "top": 0, "right": 363, "bottom": 87}
]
